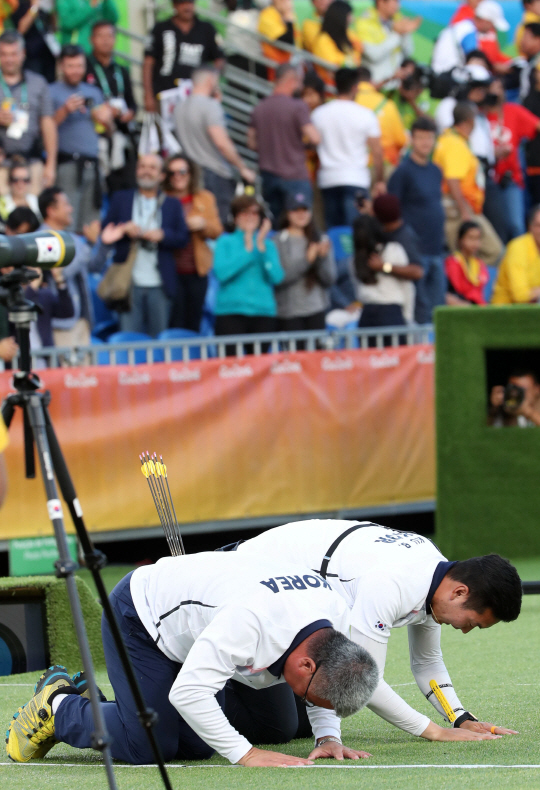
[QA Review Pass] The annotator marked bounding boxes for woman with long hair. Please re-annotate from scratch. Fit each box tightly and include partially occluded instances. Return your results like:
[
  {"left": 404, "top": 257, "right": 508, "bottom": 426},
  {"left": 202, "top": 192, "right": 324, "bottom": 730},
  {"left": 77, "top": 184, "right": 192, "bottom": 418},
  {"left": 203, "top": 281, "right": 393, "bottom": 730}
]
[
  {"left": 312, "top": 1, "right": 362, "bottom": 82},
  {"left": 274, "top": 194, "right": 336, "bottom": 342},
  {"left": 164, "top": 154, "right": 223, "bottom": 332}
]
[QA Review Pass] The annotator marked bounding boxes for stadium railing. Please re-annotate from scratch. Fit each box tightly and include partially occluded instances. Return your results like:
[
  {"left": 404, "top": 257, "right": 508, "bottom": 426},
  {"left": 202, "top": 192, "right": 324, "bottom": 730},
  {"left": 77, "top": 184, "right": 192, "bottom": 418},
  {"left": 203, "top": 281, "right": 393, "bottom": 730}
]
[{"left": 23, "top": 324, "right": 434, "bottom": 369}]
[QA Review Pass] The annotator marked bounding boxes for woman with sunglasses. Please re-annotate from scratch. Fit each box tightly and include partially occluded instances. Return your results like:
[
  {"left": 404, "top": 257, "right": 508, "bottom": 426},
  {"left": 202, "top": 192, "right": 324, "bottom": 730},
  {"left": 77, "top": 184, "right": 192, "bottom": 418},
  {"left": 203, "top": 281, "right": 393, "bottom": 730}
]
[
  {"left": 0, "top": 158, "right": 40, "bottom": 222},
  {"left": 164, "top": 155, "right": 223, "bottom": 332},
  {"left": 213, "top": 194, "right": 284, "bottom": 355}
]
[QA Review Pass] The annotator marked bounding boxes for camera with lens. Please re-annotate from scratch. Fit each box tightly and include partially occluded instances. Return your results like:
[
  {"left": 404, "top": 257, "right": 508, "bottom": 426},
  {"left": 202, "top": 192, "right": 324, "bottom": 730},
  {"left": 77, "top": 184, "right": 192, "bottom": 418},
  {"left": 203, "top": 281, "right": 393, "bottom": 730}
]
[
  {"left": 503, "top": 383, "right": 525, "bottom": 412},
  {"left": 139, "top": 239, "right": 158, "bottom": 252},
  {"left": 403, "top": 64, "right": 431, "bottom": 91},
  {"left": 478, "top": 91, "right": 499, "bottom": 109}
]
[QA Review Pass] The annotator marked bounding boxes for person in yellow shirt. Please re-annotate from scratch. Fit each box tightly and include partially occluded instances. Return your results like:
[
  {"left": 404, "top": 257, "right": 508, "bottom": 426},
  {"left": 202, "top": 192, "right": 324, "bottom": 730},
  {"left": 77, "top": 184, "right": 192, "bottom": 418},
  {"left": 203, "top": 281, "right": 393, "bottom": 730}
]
[
  {"left": 301, "top": 0, "right": 333, "bottom": 53},
  {"left": 0, "top": 415, "right": 8, "bottom": 507},
  {"left": 492, "top": 207, "right": 540, "bottom": 303},
  {"left": 516, "top": 0, "right": 540, "bottom": 55},
  {"left": 355, "top": 0, "right": 420, "bottom": 86},
  {"left": 312, "top": 0, "right": 362, "bottom": 84},
  {"left": 432, "top": 101, "right": 502, "bottom": 267},
  {"left": 355, "top": 66, "right": 407, "bottom": 171},
  {"left": 258, "top": 0, "right": 300, "bottom": 66}
]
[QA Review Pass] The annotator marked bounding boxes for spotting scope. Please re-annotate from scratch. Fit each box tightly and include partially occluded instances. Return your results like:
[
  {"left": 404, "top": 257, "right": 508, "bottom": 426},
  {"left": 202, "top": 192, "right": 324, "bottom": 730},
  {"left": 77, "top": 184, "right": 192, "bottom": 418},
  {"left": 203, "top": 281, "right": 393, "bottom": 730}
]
[{"left": 0, "top": 230, "right": 76, "bottom": 269}]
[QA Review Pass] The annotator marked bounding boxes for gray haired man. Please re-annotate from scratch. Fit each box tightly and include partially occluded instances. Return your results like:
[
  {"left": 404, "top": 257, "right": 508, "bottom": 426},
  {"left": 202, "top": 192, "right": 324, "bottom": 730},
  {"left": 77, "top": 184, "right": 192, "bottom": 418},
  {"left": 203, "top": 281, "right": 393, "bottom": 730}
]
[{"left": 7, "top": 552, "right": 378, "bottom": 766}]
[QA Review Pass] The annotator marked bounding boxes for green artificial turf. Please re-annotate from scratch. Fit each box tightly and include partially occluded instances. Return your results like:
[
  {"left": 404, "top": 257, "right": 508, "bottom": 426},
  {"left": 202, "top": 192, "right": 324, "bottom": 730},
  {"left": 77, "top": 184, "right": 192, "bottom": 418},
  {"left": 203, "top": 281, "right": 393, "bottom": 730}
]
[
  {"left": 0, "top": 575, "right": 104, "bottom": 671},
  {"left": 0, "top": 559, "right": 539, "bottom": 789}
]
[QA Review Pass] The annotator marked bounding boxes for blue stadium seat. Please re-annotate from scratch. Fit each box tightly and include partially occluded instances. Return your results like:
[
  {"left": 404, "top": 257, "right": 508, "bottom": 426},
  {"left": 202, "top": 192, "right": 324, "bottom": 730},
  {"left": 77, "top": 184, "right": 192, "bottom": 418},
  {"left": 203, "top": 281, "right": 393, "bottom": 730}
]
[
  {"left": 107, "top": 331, "right": 152, "bottom": 364},
  {"left": 90, "top": 336, "right": 112, "bottom": 365},
  {"left": 87, "top": 272, "right": 118, "bottom": 340},
  {"left": 327, "top": 226, "right": 353, "bottom": 263},
  {"left": 200, "top": 270, "right": 219, "bottom": 336},
  {"left": 158, "top": 329, "right": 202, "bottom": 360}
]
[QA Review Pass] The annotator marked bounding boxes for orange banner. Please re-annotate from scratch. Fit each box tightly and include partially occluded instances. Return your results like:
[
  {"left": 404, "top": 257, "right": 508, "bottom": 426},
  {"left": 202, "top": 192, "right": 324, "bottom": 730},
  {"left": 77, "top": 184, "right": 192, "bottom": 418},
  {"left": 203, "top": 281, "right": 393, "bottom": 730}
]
[{"left": 0, "top": 345, "right": 435, "bottom": 540}]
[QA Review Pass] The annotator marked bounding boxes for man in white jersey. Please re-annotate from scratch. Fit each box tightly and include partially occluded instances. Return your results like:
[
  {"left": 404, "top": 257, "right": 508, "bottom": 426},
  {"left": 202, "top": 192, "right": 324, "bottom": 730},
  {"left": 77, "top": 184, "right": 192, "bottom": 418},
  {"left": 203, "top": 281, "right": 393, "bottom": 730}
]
[
  {"left": 231, "top": 520, "right": 522, "bottom": 743},
  {"left": 7, "top": 552, "right": 379, "bottom": 766}
]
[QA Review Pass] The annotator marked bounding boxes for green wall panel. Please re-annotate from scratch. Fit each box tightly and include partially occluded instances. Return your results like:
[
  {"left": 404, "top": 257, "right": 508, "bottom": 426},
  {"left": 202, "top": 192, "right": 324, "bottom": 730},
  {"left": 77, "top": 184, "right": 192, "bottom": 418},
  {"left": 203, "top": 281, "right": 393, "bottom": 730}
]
[{"left": 436, "top": 305, "right": 540, "bottom": 559}]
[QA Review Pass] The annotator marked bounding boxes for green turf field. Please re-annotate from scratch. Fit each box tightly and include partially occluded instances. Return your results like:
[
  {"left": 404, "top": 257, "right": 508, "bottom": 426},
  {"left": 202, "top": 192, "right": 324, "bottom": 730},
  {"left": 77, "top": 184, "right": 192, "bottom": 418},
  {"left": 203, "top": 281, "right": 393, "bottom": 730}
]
[{"left": 0, "top": 558, "right": 539, "bottom": 789}]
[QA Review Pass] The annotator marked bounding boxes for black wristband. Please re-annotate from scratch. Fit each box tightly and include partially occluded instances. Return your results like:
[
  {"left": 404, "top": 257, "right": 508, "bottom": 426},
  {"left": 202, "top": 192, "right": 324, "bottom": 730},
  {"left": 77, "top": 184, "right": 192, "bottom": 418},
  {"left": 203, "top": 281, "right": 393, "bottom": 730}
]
[{"left": 453, "top": 711, "right": 479, "bottom": 728}]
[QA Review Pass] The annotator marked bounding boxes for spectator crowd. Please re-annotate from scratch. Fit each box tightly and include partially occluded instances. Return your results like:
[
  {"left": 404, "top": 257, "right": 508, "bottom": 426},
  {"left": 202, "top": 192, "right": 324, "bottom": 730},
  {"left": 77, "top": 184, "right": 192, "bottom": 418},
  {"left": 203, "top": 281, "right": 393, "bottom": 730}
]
[{"left": 2, "top": 0, "right": 540, "bottom": 365}]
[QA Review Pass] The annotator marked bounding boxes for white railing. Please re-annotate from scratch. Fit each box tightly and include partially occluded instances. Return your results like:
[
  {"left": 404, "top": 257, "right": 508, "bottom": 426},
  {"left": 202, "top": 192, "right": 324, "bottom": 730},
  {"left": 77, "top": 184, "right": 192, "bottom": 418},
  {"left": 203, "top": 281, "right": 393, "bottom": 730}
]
[{"left": 24, "top": 324, "right": 434, "bottom": 369}]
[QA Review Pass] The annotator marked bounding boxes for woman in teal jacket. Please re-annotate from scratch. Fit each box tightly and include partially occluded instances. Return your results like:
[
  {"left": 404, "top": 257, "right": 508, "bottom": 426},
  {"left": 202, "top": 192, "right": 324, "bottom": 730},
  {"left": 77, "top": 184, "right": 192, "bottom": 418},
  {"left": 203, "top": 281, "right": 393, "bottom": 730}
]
[{"left": 214, "top": 195, "right": 284, "bottom": 355}]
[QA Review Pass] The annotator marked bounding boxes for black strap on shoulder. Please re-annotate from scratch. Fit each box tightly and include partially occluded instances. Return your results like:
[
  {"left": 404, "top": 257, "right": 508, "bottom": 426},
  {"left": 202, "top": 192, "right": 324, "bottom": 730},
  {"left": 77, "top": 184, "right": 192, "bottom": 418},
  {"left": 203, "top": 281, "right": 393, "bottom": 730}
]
[{"left": 318, "top": 523, "right": 377, "bottom": 579}]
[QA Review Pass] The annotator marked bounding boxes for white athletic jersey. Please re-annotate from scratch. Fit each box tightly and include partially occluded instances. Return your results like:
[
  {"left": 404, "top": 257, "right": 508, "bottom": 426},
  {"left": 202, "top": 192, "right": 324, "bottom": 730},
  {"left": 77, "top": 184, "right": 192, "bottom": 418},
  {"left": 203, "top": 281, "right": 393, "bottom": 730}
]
[
  {"left": 130, "top": 552, "right": 351, "bottom": 763},
  {"left": 239, "top": 520, "right": 443, "bottom": 642},
  {"left": 238, "top": 520, "right": 467, "bottom": 736}
]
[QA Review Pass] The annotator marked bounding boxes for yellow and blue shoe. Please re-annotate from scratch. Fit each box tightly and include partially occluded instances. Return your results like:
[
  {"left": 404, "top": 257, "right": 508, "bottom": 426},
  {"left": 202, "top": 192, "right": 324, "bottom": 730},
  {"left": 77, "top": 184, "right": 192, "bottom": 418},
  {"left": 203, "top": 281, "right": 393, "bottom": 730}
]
[
  {"left": 71, "top": 671, "right": 107, "bottom": 702},
  {"left": 6, "top": 665, "right": 80, "bottom": 762}
]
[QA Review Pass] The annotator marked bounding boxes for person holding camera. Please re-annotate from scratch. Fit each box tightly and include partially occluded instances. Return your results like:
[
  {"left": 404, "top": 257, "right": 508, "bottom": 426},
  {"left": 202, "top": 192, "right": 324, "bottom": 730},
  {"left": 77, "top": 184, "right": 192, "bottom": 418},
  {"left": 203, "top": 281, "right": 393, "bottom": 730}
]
[
  {"left": 385, "top": 60, "right": 435, "bottom": 130},
  {"left": 488, "top": 370, "right": 540, "bottom": 427},
  {"left": 353, "top": 196, "right": 423, "bottom": 341},
  {"left": 486, "top": 77, "right": 540, "bottom": 242},
  {"left": 50, "top": 44, "right": 113, "bottom": 234},
  {"left": 213, "top": 194, "right": 284, "bottom": 356}
]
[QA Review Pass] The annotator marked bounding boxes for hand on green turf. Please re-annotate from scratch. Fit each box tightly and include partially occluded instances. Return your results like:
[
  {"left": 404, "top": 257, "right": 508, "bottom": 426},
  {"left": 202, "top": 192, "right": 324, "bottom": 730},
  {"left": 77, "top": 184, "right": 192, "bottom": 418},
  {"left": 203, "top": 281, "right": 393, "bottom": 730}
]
[
  {"left": 237, "top": 746, "right": 315, "bottom": 767},
  {"left": 308, "top": 742, "right": 372, "bottom": 760},
  {"left": 420, "top": 722, "right": 502, "bottom": 741},
  {"left": 460, "top": 720, "right": 519, "bottom": 736}
]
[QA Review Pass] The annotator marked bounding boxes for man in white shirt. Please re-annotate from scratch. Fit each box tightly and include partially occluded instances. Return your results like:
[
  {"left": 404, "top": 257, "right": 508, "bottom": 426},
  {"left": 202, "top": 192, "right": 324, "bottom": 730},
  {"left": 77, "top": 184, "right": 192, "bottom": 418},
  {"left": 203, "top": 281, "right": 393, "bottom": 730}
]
[
  {"left": 234, "top": 519, "right": 522, "bottom": 743},
  {"left": 311, "top": 68, "right": 385, "bottom": 228},
  {"left": 7, "top": 552, "right": 379, "bottom": 766}
]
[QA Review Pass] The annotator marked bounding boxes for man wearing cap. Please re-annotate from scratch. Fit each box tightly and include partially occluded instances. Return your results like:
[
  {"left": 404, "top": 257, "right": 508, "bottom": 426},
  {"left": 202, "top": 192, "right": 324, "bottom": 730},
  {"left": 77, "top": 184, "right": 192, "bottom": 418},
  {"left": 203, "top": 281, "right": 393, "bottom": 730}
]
[
  {"left": 311, "top": 67, "right": 385, "bottom": 228},
  {"left": 143, "top": 0, "right": 224, "bottom": 114},
  {"left": 431, "top": 0, "right": 510, "bottom": 75}
]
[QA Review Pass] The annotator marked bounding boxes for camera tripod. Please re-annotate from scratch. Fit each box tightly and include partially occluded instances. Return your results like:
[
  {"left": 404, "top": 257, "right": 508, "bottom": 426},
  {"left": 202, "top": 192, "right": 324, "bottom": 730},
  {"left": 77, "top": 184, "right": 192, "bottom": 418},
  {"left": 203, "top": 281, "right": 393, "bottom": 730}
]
[{"left": 0, "top": 267, "right": 172, "bottom": 790}]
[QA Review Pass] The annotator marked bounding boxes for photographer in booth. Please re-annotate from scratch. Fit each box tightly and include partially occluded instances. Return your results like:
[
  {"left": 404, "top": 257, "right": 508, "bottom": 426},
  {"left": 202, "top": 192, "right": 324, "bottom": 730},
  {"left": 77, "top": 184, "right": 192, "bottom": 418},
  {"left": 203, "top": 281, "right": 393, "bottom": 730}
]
[{"left": 488, "top": 370, "right": 540, "bottom": 426}]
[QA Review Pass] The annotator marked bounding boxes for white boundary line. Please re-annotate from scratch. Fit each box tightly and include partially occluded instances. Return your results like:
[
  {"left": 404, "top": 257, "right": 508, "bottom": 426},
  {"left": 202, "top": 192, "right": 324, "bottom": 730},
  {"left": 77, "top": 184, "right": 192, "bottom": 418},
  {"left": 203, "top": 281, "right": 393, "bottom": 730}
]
[{"left": 1, "top": 763, "right": 539, "bottom": 770}]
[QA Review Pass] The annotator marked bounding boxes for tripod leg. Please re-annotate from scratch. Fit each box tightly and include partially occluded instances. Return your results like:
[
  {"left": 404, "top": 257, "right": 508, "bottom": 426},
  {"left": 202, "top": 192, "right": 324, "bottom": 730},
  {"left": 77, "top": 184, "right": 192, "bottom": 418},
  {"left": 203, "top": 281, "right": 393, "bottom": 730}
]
[
  {"left": 1, "top": 395, "right": 35, "bottom": 477},
  {"left": 42, "top": 406, "right": 174, "bottom": 790},
  {"left": 26, "top": 394, "right": 118, "bottom": 790}
]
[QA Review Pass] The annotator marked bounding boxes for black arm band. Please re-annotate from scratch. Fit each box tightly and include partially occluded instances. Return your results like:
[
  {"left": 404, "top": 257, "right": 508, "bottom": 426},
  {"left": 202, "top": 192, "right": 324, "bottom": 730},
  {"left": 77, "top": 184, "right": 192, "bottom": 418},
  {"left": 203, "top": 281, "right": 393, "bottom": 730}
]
[{"left": 453, "top": 711, "right": 479, "bottom": 728}]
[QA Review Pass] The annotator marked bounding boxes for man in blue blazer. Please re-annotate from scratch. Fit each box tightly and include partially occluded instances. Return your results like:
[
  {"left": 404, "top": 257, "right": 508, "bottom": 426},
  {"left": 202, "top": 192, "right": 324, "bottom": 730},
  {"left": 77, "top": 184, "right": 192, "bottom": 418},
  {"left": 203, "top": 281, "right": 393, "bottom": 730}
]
[{"left": 103, "top": 153, "right": 189, "bottom": 336}]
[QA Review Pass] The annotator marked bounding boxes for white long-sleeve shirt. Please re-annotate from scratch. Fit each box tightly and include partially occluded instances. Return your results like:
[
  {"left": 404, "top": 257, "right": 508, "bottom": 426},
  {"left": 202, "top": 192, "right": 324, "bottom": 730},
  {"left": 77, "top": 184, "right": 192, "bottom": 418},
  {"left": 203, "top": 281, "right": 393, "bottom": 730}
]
[
  {"left": 238, "top": 519, "right": 466, "bottom": 737},
  {"left": 130, "top": 552, "right": 351, "bottom": 763}
]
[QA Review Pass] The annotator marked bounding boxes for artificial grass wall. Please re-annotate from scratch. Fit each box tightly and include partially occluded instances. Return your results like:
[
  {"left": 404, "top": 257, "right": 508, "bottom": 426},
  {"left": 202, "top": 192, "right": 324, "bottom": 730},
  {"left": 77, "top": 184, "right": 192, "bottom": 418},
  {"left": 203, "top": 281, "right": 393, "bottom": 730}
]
[
  {"left": 0, "top": 575, "right": 105, "bottom": 671},
  {"left": 435, "top": 305, "right": 540, "bottom": 558}
]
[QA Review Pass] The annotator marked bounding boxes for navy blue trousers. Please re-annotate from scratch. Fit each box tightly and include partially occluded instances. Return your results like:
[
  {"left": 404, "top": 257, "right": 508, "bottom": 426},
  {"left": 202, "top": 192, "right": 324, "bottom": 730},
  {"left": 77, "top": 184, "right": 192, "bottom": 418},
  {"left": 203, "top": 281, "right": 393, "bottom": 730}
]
[
  {"left": 55, "top": 572, "right": 221, "bottom": 763},
  {"left": 54, "top": 573, "right": 311, "bottom": 763}
]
